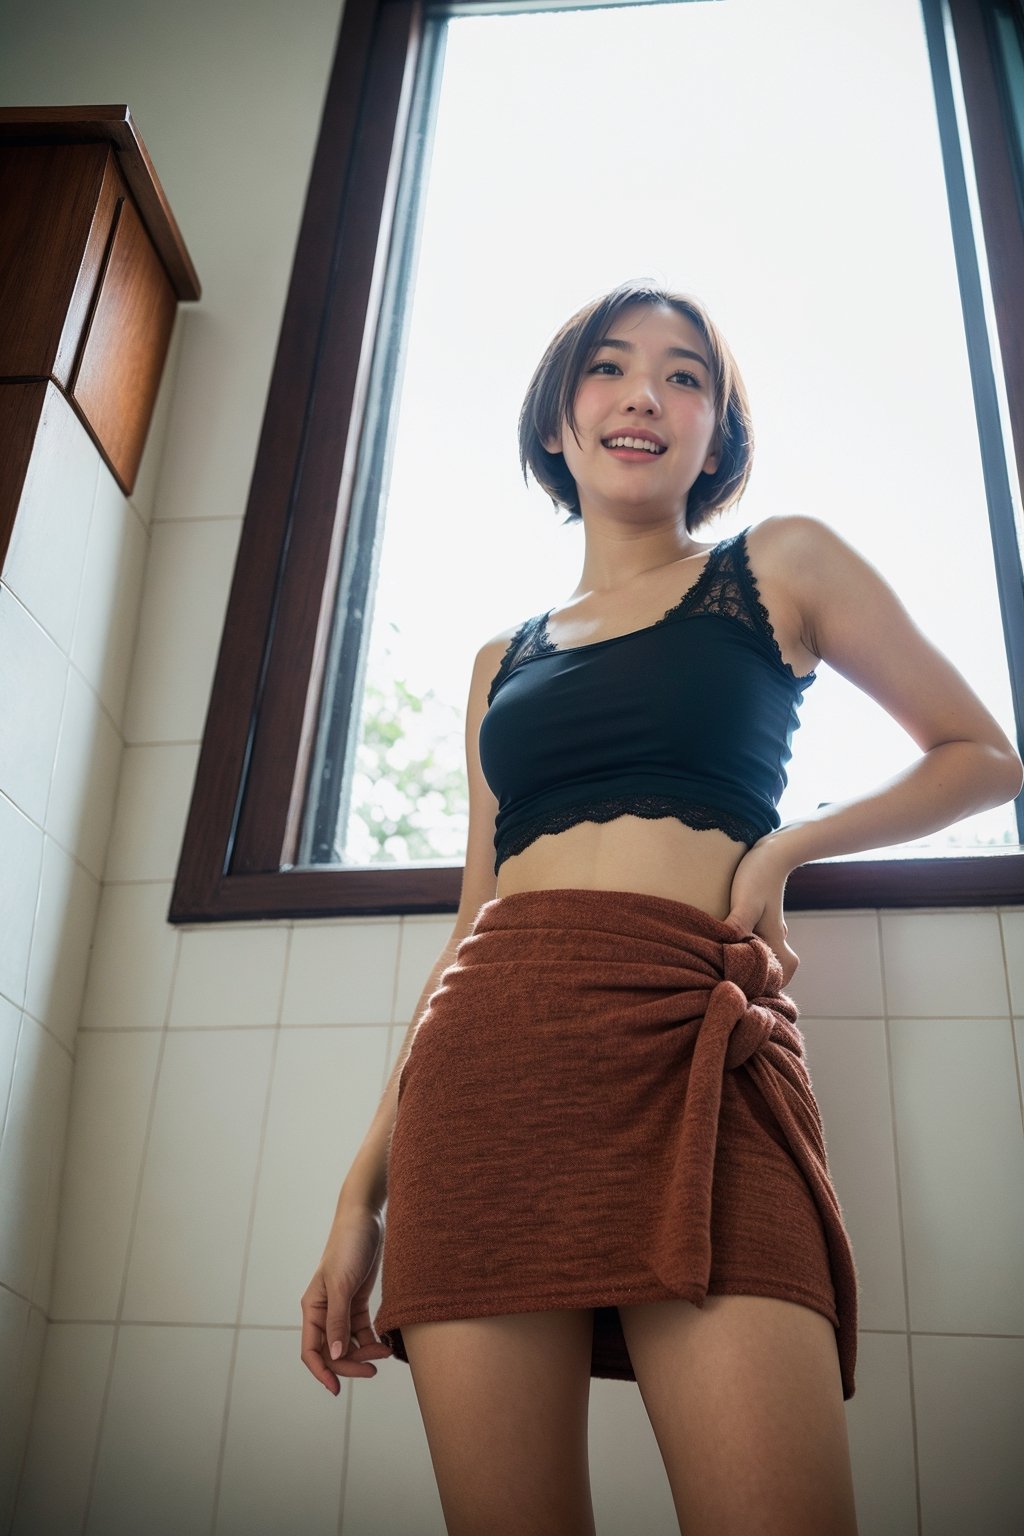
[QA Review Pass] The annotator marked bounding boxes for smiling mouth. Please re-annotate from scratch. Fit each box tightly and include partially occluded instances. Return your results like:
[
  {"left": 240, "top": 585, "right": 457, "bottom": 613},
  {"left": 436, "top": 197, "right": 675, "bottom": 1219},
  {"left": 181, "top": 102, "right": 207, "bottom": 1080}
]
[{"left": 602, "top": 435, "right": 666, "bottom": 455}]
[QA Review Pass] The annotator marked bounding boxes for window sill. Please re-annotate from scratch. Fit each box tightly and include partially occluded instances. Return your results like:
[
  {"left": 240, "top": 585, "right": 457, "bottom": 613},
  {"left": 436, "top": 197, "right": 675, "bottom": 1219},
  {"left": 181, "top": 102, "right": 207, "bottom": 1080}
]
[{"left": 167, "top": 847, "right": 1024, "bottom": 923}]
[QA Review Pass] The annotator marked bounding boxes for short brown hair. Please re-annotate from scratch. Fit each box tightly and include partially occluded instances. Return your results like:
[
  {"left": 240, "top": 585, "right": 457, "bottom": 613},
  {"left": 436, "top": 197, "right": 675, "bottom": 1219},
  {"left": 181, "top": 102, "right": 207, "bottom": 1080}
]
[{"left": 518, "top": 282, "right": 753, "bottom": 531}]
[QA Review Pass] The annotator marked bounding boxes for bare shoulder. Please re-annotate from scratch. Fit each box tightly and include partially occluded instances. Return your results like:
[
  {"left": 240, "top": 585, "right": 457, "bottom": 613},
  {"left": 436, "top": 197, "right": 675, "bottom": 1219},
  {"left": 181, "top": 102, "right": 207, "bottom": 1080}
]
[
  {"left": 466, "top": 618, "right": 533, "bottom": 712},
  {"left": 743, "top": 512, "right": 846, "bottom": 574},
  {"left": 743, "top": 514, "right": 884, "bottom": 636},
  {"left": 476, "top": 621, "right": 525, "bottom": 663}
]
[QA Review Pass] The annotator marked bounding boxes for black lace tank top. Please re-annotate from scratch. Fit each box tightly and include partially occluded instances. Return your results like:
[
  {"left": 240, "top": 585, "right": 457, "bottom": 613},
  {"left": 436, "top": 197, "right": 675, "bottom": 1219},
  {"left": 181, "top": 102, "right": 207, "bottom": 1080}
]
[{"left": 478, "top": 528, "right": 815, "bottom": 874}]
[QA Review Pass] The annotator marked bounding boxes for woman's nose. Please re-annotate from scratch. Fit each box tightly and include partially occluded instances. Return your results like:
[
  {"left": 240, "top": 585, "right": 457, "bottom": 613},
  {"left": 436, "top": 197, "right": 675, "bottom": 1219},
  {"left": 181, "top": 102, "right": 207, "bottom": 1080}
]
[{"left": 621, "top": 377, "right": 661, "bottom": 414}]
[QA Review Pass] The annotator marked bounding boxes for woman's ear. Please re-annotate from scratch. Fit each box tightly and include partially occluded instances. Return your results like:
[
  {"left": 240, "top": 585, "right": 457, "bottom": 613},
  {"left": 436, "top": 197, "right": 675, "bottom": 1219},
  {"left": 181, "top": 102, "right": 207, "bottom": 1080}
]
[
  {"left": 702, "top": 443, "right": 720, "bottom": 475},
  {"left": 543, "top": 429, "right": 562, "bottom": 455}
]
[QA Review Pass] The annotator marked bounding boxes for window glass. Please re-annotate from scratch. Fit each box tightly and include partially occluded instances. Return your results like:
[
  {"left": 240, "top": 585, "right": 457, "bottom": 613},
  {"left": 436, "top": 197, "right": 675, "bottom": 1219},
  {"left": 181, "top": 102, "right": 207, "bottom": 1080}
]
[{"left": 303, "top": 0, "right": 1018, "bottom": 867}]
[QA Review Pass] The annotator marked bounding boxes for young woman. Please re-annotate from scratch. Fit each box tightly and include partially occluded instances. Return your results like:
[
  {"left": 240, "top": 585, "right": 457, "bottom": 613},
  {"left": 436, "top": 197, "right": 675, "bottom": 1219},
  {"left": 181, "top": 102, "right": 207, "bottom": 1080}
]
[{"left": 300, "top": 282, "right": 1022, "bottom": 1536}]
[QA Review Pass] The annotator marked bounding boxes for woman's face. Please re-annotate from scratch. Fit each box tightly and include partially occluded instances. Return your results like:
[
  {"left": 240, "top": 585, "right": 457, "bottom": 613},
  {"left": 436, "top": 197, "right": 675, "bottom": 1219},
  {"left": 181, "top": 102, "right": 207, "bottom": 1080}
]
[{"left": 545, "top": 303, "right": 720, "bottom": 521}]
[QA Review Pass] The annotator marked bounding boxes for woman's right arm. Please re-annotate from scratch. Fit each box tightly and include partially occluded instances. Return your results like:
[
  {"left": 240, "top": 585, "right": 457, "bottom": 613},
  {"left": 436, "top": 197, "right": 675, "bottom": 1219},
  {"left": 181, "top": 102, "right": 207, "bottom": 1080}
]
[{"left": 299, "top": 631, "right": 511, "bottom": 1393}]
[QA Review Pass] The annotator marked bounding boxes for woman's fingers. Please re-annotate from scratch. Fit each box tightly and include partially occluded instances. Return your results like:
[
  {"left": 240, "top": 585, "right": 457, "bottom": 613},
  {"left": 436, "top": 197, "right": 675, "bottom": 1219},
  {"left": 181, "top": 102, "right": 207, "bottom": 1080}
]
[
  {"left": 300, "top": 1297, "right": 342, "bottom": 1394},
  {"left": 300, "top": 1310, "right": 388, "bottom": 1388},
  {"left": 299, "top": 1251, "right": 394, "bottom": 1393}
]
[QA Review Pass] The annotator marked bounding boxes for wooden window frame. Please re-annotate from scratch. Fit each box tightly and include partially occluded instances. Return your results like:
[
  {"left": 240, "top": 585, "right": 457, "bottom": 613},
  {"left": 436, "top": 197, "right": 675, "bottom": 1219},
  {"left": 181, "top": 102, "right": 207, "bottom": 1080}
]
[{"left": 170, "top": 0, "right": 1024, "bottom": 923}]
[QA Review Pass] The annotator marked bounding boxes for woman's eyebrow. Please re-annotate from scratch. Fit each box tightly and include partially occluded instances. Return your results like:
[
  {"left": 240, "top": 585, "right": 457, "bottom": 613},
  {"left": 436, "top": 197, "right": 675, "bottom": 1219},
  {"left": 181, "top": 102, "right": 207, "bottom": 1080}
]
[{"left": 596, "top": 336, "right": 711, "bottom": 371}]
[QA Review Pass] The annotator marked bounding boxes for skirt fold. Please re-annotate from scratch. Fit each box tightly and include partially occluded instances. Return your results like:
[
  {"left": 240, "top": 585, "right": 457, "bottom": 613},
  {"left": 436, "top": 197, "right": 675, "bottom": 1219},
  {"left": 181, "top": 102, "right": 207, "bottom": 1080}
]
[{"left": 374, "top": 887, "right": 859, "bottom": 1400}]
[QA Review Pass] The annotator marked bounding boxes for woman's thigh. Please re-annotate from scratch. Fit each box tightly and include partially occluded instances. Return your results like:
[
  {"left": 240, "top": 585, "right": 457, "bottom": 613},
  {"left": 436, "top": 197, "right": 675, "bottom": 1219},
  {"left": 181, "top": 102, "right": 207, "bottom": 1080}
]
[
  {"left": 618, "top": 1294, "right": 859, "bottom": 1536},
  {"left": 402, "top": 1308, "right": 596, "bottom": 1536}
]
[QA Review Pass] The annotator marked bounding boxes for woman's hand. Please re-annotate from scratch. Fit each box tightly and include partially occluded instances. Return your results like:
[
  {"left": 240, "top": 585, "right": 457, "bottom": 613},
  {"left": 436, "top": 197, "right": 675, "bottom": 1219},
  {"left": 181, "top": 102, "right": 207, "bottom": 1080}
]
[
  {"left": 300, "top": 1207, "right": 393, "bottom": 1394},
  {"left": 724, "top": 835, "right": 799, "bottom": 986}
]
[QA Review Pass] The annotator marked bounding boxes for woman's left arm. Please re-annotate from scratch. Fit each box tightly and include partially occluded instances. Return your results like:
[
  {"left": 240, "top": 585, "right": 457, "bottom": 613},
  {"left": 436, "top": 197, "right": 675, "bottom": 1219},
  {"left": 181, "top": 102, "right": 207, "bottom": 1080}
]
[{"left": 726, "top": 515, "right": 1023, "bottom": 970}]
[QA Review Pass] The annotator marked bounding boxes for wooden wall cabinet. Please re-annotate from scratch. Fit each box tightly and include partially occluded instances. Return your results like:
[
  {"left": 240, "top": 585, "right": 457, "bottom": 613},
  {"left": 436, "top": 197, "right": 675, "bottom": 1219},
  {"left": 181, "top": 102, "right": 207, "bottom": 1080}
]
[{"left": 0, "top": 106, "right": 200, "bottom": 567}]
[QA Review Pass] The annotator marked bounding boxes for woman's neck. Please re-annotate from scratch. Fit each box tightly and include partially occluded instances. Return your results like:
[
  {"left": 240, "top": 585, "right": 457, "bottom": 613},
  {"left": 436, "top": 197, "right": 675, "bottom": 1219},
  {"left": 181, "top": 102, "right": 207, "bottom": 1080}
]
[{"left": 573, "top": 507, "right": 706, "bottom": 595}]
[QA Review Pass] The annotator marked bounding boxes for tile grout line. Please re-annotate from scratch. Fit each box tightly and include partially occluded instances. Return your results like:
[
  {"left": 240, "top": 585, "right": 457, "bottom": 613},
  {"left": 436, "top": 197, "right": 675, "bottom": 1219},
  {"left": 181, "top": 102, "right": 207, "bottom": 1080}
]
[
  {"left": 877, "top": 912, "right": 924, "bottom": 1536},
  {"left": 337, "top": 1381, "right": 355, "bottom": 1536},
  {"left": 63, "top": 447, "right": 102, "bottom": 669},
  {"left": 79, "top": 920, "right": 182, "bottom": 1534},
  {"left": 209, "top": 926, "right": 294, "bottom": 1533},
  {"left": 995, "top": 910, "right": 1024, "bottom": 1138},
  {"left": 0, "top": 1010, "right": 26, "bottom": 1161},
  {"left": 11, "top": 802, "right": 52, "bottom": 1051},
  {"left": 28, "top": 1037, "right": 75, "bottom": 1327},
  {"left": 77, "top": 1270, "right": 120, "bottom": 1532},
  {"left": 37, "top": 654, "right": 75, "bottom": 847},
  {"left": 334, "top": 923, "right": 407, "bottom": 1531},
  {"left": 2, "top": 1279, "right": 34, "bottom": 1529}
]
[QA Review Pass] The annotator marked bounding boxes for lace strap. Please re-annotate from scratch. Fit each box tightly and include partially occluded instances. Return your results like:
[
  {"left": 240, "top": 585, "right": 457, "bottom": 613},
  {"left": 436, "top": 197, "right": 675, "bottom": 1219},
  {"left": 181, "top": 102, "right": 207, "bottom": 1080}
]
[
  {"left": 729, "top": 529, "right": 814, "bottom": 683},
  {"left": 486, "top": 612, "right": 553, "bottom": 705},
  {"left": 679, "top": 528, "right": 814, "bottom": 684}
]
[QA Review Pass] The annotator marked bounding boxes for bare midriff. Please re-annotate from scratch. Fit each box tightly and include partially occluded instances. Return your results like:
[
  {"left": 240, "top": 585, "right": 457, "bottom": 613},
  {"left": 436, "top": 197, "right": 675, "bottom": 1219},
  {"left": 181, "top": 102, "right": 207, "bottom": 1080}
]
[{"left": 494, "top": 815, "right": 748, "bottom": 920}]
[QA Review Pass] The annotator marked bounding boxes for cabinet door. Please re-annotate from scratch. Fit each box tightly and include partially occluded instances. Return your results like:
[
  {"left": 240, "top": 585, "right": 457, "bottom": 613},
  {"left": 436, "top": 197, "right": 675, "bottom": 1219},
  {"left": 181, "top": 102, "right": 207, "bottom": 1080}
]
[
  {"left": 0, "top": 142, "right": 117, "bottom": 382},
  {"left": 71, "top": 190, "right": 177, "bottom": 493}
]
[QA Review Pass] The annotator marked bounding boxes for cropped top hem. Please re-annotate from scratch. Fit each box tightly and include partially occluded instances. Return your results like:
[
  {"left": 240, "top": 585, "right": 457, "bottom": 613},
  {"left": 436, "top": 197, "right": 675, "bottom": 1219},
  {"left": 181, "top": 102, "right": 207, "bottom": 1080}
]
[{"left": 494, "top": 795, "right": 759, "bottom": 872}]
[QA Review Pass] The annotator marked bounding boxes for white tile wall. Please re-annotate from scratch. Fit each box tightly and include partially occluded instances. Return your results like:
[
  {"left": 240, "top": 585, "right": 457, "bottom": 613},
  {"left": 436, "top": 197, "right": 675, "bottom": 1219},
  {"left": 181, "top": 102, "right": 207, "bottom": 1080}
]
[
  {"left": 880, "top": 910, "right": 1009, "bottom": 1016},
  {"left": 85, "top": 1325, "right": 234, "bottom": 1536},
  {"left": 170, "top": 924, "right": 289, "bottom": 1029},
  {"left": 799, "top": 1016, "right": 906, "bottom": 1331},
  {"left": 23, "top": 837, "right": 100, "bottom": 1053},
  {"left": 890, "top": 1015, "right": 1024, "bottom": 1334},
  {"left": 0, "top": 1016, "right": 74, "bottom": 1306},
  {"left": 45, "top": 664, "right": 122, "bottom": 881},
  {"left": 123, "top": 516, "right": 242, "bottom": 745},
  {"left": 121, "top": 1029, "right": 275, "bottom": 1323},
  {"left": 282, "top": 922, "right": 401, "bottom": 1026},
  {"left": 1000, "top": 909, "right": 1024, "bottom": 1014},
  {"left": 343, "top": 1361, "right": 447, "bottom": 1535},
  {"left": 3, "top": 385, "right": 99, "bottom": 652},
  {"left": 70, "top": 463, "right": 148, "bottom": 727},
  {"left": 80, "top": 881, "right": 180, "bottom": 1030},
  {"left": 786, "top": 911, "right": 884, "bottom": 1017},
  {"left": 50, "top": 1030, "right": 162, "bottom": 1322},
  {"left": 102, "top": 742, "right": 200, "bottom": 882},
  {"left": 0, "top": 1292, "right": 45, "bottom": 1535},
  {"left": 842, "top": 1331, "right": 918, "bottom": 1536},
  {"left": 0, "top": 1287, "right": 32, "bottom": 1530},
  {"left": 241, "top": 1025, "right": 391, "bottom": 1326},
  {"left": 0, "top": 997, "right": 22, "bottom": 1132},
  {"left": 216, "top": 1328, "right": 347, "bottom": 1536},
  {"left": 912, "top": 1334, "right": 1024, "bottom": 1536},
  {"left": 0, "top": 365, "right": 147, "bottom": 1529},
  {"left": 0, "top": 589, "right": 67, "bottom": 826},
  {"left": 393, "top": 915, "right": 456, "bottom": 1021},
  {"left": 0, "top": 795, "right": 44, "bottom": 1012},
  {"left": 11, "top": 1322, "right": 115, "bottom": 1536}
]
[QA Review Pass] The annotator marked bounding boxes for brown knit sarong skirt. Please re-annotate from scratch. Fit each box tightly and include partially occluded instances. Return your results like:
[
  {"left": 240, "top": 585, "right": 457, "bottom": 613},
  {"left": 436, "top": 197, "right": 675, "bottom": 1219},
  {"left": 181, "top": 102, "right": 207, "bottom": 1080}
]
[{"left": 375, "top": 888, "right": 859, "bottom": 1400}]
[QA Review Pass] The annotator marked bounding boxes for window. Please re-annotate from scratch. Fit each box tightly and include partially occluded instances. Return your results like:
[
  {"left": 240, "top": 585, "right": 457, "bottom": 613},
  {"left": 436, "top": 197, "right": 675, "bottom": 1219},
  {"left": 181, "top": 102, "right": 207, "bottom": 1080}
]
[{"left": 172, "top": 0, "right": 1024, "bottom": 923}]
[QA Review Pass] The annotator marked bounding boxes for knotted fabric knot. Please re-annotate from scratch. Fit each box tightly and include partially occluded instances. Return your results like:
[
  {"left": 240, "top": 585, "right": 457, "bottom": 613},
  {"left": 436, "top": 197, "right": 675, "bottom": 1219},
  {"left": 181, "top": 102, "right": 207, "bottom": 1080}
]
[{"left": 712, "top": 932, "right": 785, "bottom": 1069}]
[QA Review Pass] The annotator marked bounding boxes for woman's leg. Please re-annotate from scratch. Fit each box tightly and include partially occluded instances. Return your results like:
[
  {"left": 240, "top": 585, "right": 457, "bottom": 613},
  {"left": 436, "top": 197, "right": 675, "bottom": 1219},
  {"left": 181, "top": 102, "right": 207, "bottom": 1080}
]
[
  {"left": 618, "top": 1294, "right": 859, "bottom": 1536},
  {"left": 402, "top": 1308, "right": 596, "bottom": 1536}
]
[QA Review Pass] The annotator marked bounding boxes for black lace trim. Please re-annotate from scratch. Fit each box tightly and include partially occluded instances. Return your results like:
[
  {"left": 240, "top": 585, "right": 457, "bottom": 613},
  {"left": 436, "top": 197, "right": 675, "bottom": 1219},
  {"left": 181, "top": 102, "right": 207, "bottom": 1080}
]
[
  {"left": 486, "top": 527, "right": 815, "bottom": 705},
  {"left": 726, "top": 530, "right": 816, "bottom": 684},
  {"left": 486, "top": 612, "right": 556, "bottom": 705},
  {"left": 495, "top": 797, "right": 759, "bottom": 872}
]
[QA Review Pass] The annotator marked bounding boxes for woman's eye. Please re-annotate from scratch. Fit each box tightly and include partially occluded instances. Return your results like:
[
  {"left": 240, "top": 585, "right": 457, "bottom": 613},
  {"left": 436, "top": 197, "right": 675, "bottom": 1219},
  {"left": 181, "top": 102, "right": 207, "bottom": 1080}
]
[
  {"left": 589, "top": 360, "right": 621, "bottom": 375},
  {"left": 672, "top": 370, "right": 701, "bottom": 387}
]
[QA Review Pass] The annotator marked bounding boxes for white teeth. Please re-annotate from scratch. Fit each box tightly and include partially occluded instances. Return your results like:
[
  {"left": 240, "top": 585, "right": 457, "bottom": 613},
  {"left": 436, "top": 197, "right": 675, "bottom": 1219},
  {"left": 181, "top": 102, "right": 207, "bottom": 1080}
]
[{"left": 604, "top": 436, "right": 663, "bottom": 453}]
